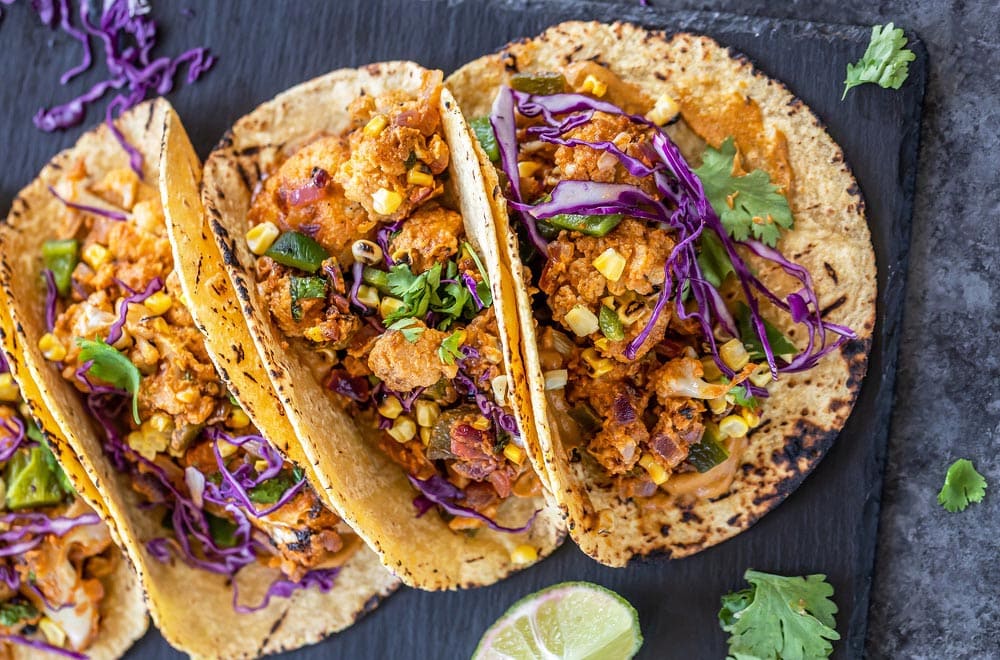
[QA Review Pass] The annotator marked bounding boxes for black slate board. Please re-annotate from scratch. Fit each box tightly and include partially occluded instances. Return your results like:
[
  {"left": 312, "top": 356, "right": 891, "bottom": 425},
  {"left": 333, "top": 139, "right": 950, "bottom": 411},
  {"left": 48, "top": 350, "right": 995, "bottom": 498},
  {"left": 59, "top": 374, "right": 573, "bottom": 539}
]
[{"left": 0, "top": 1, "right": 925, "bottom": 658}]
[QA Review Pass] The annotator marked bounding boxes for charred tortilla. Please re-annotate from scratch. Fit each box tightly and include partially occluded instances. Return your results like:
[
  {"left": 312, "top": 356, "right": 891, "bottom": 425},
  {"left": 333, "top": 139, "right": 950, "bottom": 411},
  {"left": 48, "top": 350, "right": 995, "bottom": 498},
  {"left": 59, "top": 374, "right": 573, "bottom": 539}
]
[
  {"left": 447, "top": 22, "right": 875, "bottom": 566},
  {"left": 0, "top": 99, "right": 398, "bottom": 658},
  {"left": 199, "top": 62, "right": 564, "bottom": 590}
]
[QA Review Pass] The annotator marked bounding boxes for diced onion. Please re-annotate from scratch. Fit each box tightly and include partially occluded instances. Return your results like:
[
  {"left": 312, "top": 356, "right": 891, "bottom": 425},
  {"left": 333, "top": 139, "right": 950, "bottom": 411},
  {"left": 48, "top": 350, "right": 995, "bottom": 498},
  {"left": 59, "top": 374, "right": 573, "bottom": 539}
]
[
  {"left": 543, "top": 369, "right": 568, "bottom": 390},
  {"left": 565, "top": 306, "right": 599, "bottom": 337}
]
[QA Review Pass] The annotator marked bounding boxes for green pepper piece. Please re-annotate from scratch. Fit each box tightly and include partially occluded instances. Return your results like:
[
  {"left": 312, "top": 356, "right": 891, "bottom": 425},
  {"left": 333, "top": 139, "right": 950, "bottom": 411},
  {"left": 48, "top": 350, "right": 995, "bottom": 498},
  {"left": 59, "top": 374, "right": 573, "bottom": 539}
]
[
  {"left": 568, "top": 404, "right": 603, "bottom": 435},
  {"left": 206, "top": 513, "right": 238, "bottom": 548},
  {"left": 535, "top": 218, "right": 561, "bottom": 240},
  {"left": 248, "top": 473, "right": 297, "bottom": 504},
  {"left": 362, "top": 266, "right": 391, "bottom": 294},
  {"left": 289, "top": 275, "right": 328, "bottom": 321},
  {"left": 4, "top": 446, "right": 67, "bottom": 509},
  {"left": 599, "top": 305, "right": 624, "bottom": 341},
  {"left": 687, "top": 425, "right": 730, "bottom": 473},
  {"left": 264, "top": 231, "right": 328, "bottom": 273},
  {"left": 0, "top": 601, "right": 39, "bottom": 626},
  {"left": 38, "top": 438, "right": 75, "bottom": 496},
  {"left": 469, "top": 117, "right": 500, "bottom": 161},
  {"left": 42, "top": 239, "right": 79, "bottom": 297},
  {"left": 545, "top": 213, "right": 623, "bottom": 237},
  {"left": 510, "top": 71, "right": 567, "bottom": 95}
]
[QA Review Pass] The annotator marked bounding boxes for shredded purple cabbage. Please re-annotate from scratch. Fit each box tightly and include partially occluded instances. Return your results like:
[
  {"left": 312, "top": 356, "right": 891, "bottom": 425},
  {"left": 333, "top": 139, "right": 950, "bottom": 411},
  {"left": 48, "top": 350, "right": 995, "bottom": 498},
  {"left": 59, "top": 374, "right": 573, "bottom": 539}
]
[
  {"left": 106, "top": 276, "right": 162, "bottom": 345},
  {"left": 0, "top": 415, "right": 28, "bottom": 462},
  {"left": 47, "top": 184, "right": 127, "bottom": 221},
  {"left": 408, "top": 475, "right": 536, "bottom": 533},
  {"left": 5, "top": 0, "right": 215, "bottom": 175},
  {"left": 232, "top": 566, "right": 341, "bottom": 614},
  {"left": 0, "top": 511, "right": 102, "bottom": 558},
  {"left": 0, "top": 634, "right": 85, "bottom": 659},
  {"left": 0, "top": 565, "right": 19, "bottom": 591},
  {"left": 42, "top": 269, "right": 59, "bottom": 331},
  {"left": 348, "top": 261, "right": 371, "bottom": 313},
  {"left": 490, "top": 89, "right": 857, "bottom": 380},
  {"left": 461, "top": 272, "right": 486, "bottom": 311},
  {"left": 375, "top": 219, "right": 404, "bottom": 267}
]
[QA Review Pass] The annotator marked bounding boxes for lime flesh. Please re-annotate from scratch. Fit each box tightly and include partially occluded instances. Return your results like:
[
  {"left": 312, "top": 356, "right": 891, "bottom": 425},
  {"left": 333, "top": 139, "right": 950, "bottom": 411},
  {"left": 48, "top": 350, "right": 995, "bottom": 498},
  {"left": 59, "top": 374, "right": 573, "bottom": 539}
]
[{"left": 473, "top": 582, "right": 642, "bottom": 660}]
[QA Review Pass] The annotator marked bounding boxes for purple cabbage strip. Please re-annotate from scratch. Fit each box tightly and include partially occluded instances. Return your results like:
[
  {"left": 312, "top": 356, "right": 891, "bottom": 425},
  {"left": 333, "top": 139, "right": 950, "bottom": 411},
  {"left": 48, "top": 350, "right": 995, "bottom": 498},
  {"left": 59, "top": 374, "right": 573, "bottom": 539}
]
[
  {"left": 407, "top": 475, "right": 537, "bottom": 533},
  {"left": 43, "top": 269, "right": 59, "bottom": 331},
  {"left": 106, "top": 276, "right": 163, "bottom": 345},
  {"left": 205, "top": 428, "right": 307, "bottom": 518},
  {"left": 461, "top": 272, "right": 486, "bottom": 311},
  {"left": 0, "top": 634, "right": 86, "bottom": 660},
  {"left": 26, "top": 580, "right": 73, "bottom": 612},
  {"left": 47, "top": 184, "right": 127, "bottom": 221},
  {"left": 0, "top": 415, "right": 28, "bottom": 462},
  {"left": 232, "top": 566, "right": 341, "bottom": 614},
  {"left": 0, "top": 565, "right": 19, "bottom": 591},
  {"left": 348, "top": 261, "right": 370, "bottom": 313},
  {"left": 0, "top": 511, "right": 102, "bottom": 558},
  {"left": 375, "top": 219, "right": 405, "bottom": 267}
]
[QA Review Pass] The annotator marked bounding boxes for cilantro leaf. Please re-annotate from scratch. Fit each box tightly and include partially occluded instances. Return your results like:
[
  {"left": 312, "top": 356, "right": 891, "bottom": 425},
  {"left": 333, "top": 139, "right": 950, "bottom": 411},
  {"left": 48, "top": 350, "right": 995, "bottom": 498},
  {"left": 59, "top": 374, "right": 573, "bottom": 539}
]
[
  {"left": 695, "top": 137, "right": 793, "bottom": 247},
  {"left": 937, "top": 458, "right": 987, "bottom": 512},
  {"left": 387, "top": 318, "right": 425, "bottom": 343},
  {"left": 734, "top": 303, "right": 797, "bottom": 361},
  {"left": 0, "top": 601, "right": 39, "bottom": 627},
  {"left": 720, "top": 569, "right": 839, "bottom": 660},
  {"left": 385, "top": 263, "right": 442, "bottom": 324},
  {"left": 698, "top": 231, "right": 735, "bottom": 288},
  {"left": 77, "top": 338, "right": 141, "bottom": 424},
  {"left": 437, "top": 331, "right": 465, "bottom": 366},
  {"left": 842, "top": 23, "right": 915, "bottom": 100},
  {"left": 728, "top": 384, "right": 758, "bottom": 410}
]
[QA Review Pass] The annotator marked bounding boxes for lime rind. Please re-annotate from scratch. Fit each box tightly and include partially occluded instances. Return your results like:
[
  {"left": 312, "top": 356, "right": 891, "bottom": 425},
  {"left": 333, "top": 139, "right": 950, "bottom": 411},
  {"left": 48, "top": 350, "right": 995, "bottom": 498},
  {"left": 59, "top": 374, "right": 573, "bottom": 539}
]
[{"left": 473, "top": 581, "right": 642, "bottom": 660}]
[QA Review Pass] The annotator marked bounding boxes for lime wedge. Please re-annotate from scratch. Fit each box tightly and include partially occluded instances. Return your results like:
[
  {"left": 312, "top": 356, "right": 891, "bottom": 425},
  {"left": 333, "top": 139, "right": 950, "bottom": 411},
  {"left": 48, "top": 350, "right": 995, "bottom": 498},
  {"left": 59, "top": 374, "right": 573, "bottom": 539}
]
[{"left": 473, "top": 582, "right": 642, "bottom": 660}]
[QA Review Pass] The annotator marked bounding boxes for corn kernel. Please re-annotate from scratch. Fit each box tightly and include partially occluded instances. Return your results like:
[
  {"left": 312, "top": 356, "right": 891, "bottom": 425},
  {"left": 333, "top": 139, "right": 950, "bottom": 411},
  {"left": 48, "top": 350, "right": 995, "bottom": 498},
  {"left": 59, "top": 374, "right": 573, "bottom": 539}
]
[
  {"left": 378, "top": 396, "right": 404, "bottom": 420},
  {"left": 254, "top": 459, "right": 269, "bottom": 473},
  {"left": 419, "top": 427, "right": 432, "bottom": 446},
  {"left": 593, "top": 337, "right": 610, "bottom": 352},
  {"left": 303, "top": 326, "right": 327, "bottom": 343},
  {"left": 581, "top": 74, "right": 608, "bottom": 97},
  {"left": 701, "top": 357, "right": 724, "bottom": 381},
  {"left": 176, "top": 388, "right": 199, "bottom": 404},
  {"left": 646, "top": 93, "right": 680, "bottom": 126},
  {"left": 565, "top": 305, "right": 599, "bottom": 337},
  {"left": 581, "top": 348, "right": 614, "bottom": 378},
  {"left": 601, "top": 295, "right": 616, "bottom": 309},
  {"left": 592, "top": 247, "right": 626, "bottom": 282},
  {"left": 742, "top": 409, "right": 761, "bottom": 428},
  {"left": 510, "top": 544, "right": 538, "bottom": 565},
  {"left": 82, "top": 243, "right": 111, "bottom": 270},
  {"left": 0, "top": 374, "right": 19, "bottom": 402},
  {"left": 720, "top": 338, "right": 750, "bottom": 371},
  {"left": 148, "top": 412, "right": 173, "bottom": 433},
  {"left": 503, "top": 443, "right": 525, "bottom": 465},
  {"left": 387, "top": 416, "right": 417, "bottom": 443},
  {"left": 517, "top": 161, "right": 541, "bottom": 179},
  {"left": 372, "top": 188, "right": 402, "bottom": 216},
  {"left": 38, "top": 617, "right": 66, "bottom": 647},
  {"left": 38, "top": 333, "right": 66, "bottom": 362},
  {"left": 246, "top": 221, "right": 280, "bottom": 256},
  {"left": 543, "top": 369, "right": 568, "bottom": 390},
  {"left": 491, "top": 375, "right": 509, "bottom": 406},
  {"left": 719, "top": 414, "right": 750, "bottom": 438},
  {"left": 471, "top": 416, "right": 491, "bottom": 431},
  {"left": 144, "top": 291, "right": 173, "bottom": 316},
  {"left": 749, "top": 363, "right": 774, "bottom": 388},
  {"left": 407, "top": 167, "right": 434, "bottom": 187},
  {"left": 708, "top": 396, "right": 728, "bottom": 415},
  {"left": 226, "top": 407, "right": 251, "bottom": 429},
  {"left": 638, "top": 453, "right": 669, "bottom": 485},
  {"left": 415, "top": 400, "right": 440, "bottom": 428},
  {"left": 356, "top": 284, "right": 380, "bottom": 308},
  {"left": 380, "top": 296, "right": 405, "bottom": 319},
  {"left": 363, "top": 115, "right": 388, "bottom": 137},
  {"left": 218, "top": 441, "right": 239, "bottom": 459}
]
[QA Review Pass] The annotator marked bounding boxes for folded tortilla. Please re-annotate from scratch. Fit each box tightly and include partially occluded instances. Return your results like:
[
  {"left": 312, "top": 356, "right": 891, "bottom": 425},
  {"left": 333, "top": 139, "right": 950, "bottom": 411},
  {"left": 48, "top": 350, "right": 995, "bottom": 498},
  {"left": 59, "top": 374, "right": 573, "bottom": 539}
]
[
  {"left": 447, "top": 21, "right": 875, "bottom": 566},
  {"left": 0, "top": 98, "right": 398, "bottom": 658},
  {"left": 197, "top": 62, "right": 565, "bottom": 589}
]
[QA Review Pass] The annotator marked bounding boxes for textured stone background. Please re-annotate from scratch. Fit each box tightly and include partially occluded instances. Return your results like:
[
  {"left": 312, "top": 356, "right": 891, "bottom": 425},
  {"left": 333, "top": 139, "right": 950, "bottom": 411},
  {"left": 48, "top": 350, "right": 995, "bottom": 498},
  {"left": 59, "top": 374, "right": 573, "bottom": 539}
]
[{"left": 642, "top": 1, "right": 1000, "bottom": 657}]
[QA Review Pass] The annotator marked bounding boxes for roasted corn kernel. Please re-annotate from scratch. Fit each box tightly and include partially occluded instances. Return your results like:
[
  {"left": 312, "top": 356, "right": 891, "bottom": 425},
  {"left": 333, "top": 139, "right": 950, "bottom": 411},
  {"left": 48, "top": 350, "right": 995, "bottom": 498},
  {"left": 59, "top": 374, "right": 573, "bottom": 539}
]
[
  {"left": 415, "top": 400, "right": 440, "bottom": 428},
  {"left": 580, "top": 74, "right": 608, "bottom": 97},
  {"left": 144, "top": 291, "right": 172, "bottom": 316},
  {"left": 407, "top": 167, "right": 434, "bottom": 187},
  {"left": 471, "top": 416, "right": 491, "bottom": 431},
  {"left": 565, "top": 305, "right": 600, "bottom": 337},
  {"left": 592, "top": 247, "right": 626, "bottom": 282},
  {"left": 720, "top": 338, "right": 750, "bottom": 370},
  {"left": 719, "top": 414, "right": 750, "bottom": 438},
  {"left": 148, "top": 412, "right": 173, "bottom": 433},
  {"left": 646, "top": 93, "right": 680, "bottom": 126},
  {"left": 517, "top": 161, "right": 541, "bottom": 178},
  {"left": 356, "top": 285, "right": 380, "bottom": 308},
  {"left": 387, "top": 416, "right": 417, "bottom": 443},
  {"left": 176, "top": 388, "right": 199, "bottom": 404},
  {"left": 246, "top": 221, "right": 280, "bottom": 255},
  {"left": 701, "top": 357, "right": 724, "bottom": 381},
  {"left": 581, "top": 348, "right": 614, "bottom": 378},
  {"left": 372, "top": 188, "right": 402, "bottom": 215},
  {"left": 749, "top": 363, "right": 774, "bottom": 388},
  {"left": 0, "top": 374, "right": 19, "bottom": 402},
  {"left": 363, "top": 115, "right": 388, "bottom": 137},
  {"left": 38, "top": 617, "right": 67, "bottom": 647},
  {"left": 419, "top": 427, "right": 432, "bottom": 446},
  {"left": 638, "top": 453, "right": 669, "bottom": 485},
  {"left": 503, "top": 443, "right": 525, "bottom": 465},
  {"left": 510, "top": 544, "right": 538, "bottom": 565},
  {"left": 708, "top": 396, "right": 728, "bottom": 415},
  {"left": 38, "top": 333, "right": 66, "bottom": 362},
  {"left": 82, "top": 243, "right": 111, "bottom": 270},
  {"left": 226, "top": 407, "right": 251, "bottom": 429},
  {"left": 742, "top": 408, "right": 762, "bottom": 428},
  {"left": 378, "top": 396, "right": 404, "bottom": 420}
]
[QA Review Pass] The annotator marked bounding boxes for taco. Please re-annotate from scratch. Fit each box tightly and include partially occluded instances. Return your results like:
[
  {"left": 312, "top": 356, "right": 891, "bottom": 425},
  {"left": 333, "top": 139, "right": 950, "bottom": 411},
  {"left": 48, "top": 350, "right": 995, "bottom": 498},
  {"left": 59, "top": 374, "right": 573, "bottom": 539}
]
[
  {"left": 0, "top": 98, "right": 398, "bottom": 658},
  {"left": 446, "top": 21, "right": 875, "bottom": 566},
  {"left": 0, "top": 348, "right": 146, "bottom": 659},
  {"left": 198, "top": 62, "right": 564, "bottom": 589}
]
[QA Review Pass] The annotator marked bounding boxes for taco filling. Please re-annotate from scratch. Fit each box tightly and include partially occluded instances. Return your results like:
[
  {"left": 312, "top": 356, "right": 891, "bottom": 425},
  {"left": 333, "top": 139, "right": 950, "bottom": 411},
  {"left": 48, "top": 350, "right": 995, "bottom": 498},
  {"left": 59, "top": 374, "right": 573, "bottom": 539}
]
[
  {"left": 37, "top": 160, "right": 359, "bottom": 611},
  {"left": 479, "top": 65, "right": 856, "bottom": 500},
  {"left": 242, "top": 77, "right": 539, "bottom": 533},
  {"left": 0, "top": 356, "right": 115, "bottom": 659}
]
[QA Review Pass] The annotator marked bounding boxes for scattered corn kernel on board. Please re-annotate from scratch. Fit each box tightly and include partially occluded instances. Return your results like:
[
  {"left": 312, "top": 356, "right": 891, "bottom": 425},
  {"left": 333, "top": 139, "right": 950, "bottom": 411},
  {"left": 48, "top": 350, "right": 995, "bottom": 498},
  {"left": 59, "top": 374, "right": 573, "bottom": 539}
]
[{"left": 0, "top": 0, "right": 925, "bottom": 657}]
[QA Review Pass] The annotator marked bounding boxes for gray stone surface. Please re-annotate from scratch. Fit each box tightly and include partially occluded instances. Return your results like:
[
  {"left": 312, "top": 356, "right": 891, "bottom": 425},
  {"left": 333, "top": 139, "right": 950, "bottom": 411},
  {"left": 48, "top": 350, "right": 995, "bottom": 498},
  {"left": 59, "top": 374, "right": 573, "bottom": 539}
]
[{"left": 645, "top": 0, "right": 999, "bottom": 657}]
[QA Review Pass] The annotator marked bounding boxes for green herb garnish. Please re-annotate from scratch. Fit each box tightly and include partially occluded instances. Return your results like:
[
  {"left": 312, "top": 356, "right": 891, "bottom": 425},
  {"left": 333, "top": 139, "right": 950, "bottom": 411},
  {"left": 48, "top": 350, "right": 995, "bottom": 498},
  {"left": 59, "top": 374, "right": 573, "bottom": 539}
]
[
  {"left": 42, "top": 239, "right": 79, "bottom": 297},
  {"left": 0, "top": 601, "right": 39, "bottom": 627},
  {"left": 470, "top": 116, "right": 499, "bottom": 161},
  {"left": 694, "top": 137, "right": 793, "bottom": 247},
  {"left": 937, "top": 458, "right": 987, "bottom": 512},
  {"left": 697, "top": 231, "right": 735, "bottom": 288},
  {"left": 77, "top": 338, "right": 141, "bottom": 423},
  {"left": 734, "top": 303, "right": 797, "bottom": 361},
  {"left": 437, "top": 330, "right": 465, "bottom": 366},
  {"left": 388, "top": 318, "right": 425, "bottom": 343},
  {"left": 248, "top": 473, "right": 297, "bottom": 505},
  {"left": 289, "top": 275, "right": 327, "bottom": 321},
  {"left": 842, "top": 23, "right": 915, "bottom": 100}
]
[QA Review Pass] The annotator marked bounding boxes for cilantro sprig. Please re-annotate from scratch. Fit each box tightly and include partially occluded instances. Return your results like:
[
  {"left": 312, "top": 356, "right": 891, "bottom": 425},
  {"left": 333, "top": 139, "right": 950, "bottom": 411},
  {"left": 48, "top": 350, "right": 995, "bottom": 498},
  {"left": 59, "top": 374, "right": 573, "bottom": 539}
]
[
  {"left": 720, "top": 570, "right": 839, "bottom": 659},
  {"left": 387, "top": 318, "right": 425, "bottom": 343},
  {"left": 937, "top": 458, "right": 987, "bottom": 512},
  {"left": 437, "top": 330, "right": 465, "bottom": 365},
  {"left": 77, "top": 338, "right": 141, "bottom": 423},
  {"left": 842, "top": 23, "right": 915, "bottom": 100},
  {"left": 694, "top": 137, "right": 793, "bottom": 247}
]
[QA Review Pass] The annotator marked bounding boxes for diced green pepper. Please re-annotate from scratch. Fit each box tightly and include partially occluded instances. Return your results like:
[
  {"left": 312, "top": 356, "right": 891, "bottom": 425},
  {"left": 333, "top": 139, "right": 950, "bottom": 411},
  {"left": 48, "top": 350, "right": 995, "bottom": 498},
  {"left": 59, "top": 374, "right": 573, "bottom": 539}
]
[
  {"left": 599, "top": 305, "right": 624, "bottom": 341},
  {"left": 0, "top": 601, "right": 38, "bottom": 626},
  {"left": 4, "top": 446, "right": 68, "bottom": 509},
  {"left": 568, "top": 404, "right": 603, "bottom": 435},
  {"left": 543, "top": 213, "right": 623, "bottom": 237},
  {"left": 470, "top": 116, "right": 500, "bottom": 161},
  {"left": 248, "top": 473, "right": 297, "bottom": 505},
  {"left": 264, "top": 231, "right": 328, "bottom": 273},
  {"left": 39, "top": 439, "right": 74, "bottom": 496},
  {"left": 42, "top": 239, "right": 79, "bottom": 297},
  {"left": 289, "top": 275, "right": 328, "bottom": 321},
  {"left": 510, "top": 71, "right": 567, "bottom": 95},
  {"left": 687, "top": 425, "right": 730, "bottom": 473},
  {"left": 206, "top": 513, "right": 238, "bottom": 548},
  {"left": 362, "top": 266, "right": 391, "bottom": 294}
]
